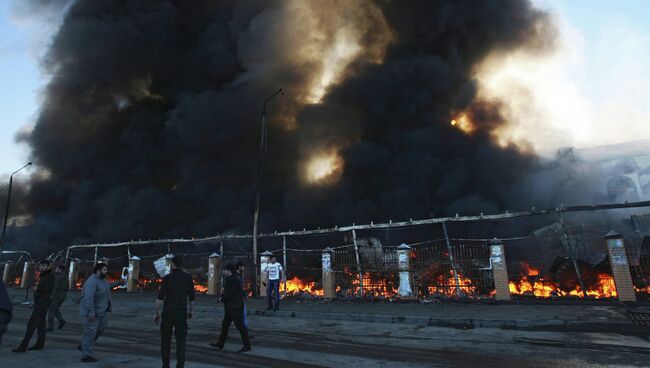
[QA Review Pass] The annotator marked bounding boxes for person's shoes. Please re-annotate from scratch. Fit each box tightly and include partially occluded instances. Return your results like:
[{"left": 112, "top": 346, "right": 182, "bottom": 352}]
[
  {"left": 236, "top": 346, "right": 251, "bottom": 353},
  {"left": 28, "top": 345, "right": 44, "bottom": 351},
  {"left": 58, "top": 320, "right": 66, "bottom": 329},
  {"left": 81, "top": 356, "right": 98, "bottom": 362},
  {"left": 12, "top": 346, "right": 27, "bottom": 353},
  {"left": 47, "top": 326, "right": 54, "bottom": 332},
  {"left": 209, "top": 342, "right": 223, "bottom": 350},
  {"left": 265, "top": 306, "right": 273, "bottom": 310}
]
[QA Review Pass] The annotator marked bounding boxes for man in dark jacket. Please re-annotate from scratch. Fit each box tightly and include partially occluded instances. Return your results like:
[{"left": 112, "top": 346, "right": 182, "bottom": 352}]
[
  {"left": 211, "top": 263, "right": 250, "bottom": 353},
  {"left": 13, "top": 259, "right": 55, "bottom": 352},
  {"left": 154, "top": 255, "right": 195, "bottom": 368},
  {"left": 47, "top": 264, "right": 69, "bottom": 331},
  {"left": 0, "top": 278, "right": 12, "bottom": 348}
]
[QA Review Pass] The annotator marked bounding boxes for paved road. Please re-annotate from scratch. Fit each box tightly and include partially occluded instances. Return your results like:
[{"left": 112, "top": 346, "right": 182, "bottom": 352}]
[{"left": 1, "top": 294, "right": 650, "bottom": 367}]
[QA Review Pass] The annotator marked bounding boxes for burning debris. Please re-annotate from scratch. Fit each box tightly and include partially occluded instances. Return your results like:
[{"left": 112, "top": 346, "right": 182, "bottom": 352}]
[{"left": 509, "top": 262, "right": 618, "bottom": 299}]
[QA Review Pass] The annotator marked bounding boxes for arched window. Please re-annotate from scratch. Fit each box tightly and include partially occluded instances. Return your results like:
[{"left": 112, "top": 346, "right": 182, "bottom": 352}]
[{"left": 607, "top": 175, "right": 640, "bottom": 202}]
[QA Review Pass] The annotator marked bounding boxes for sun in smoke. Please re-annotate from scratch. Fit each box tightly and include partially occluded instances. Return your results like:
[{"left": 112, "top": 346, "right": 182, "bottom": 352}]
[
  {"left": 450, "top": 113, "right": 475, "bottom": 134},
  {"left": 304, "top": 151, "right": 344, "bottom": 184}
]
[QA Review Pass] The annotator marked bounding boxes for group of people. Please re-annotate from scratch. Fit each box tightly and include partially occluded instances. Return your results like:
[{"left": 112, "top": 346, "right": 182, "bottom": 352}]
[{"left": 0, "top": 254, "right": 286, "bottom": 368}]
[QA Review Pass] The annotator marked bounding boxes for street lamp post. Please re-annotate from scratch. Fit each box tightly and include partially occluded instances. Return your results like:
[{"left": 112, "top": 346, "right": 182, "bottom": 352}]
[
  {"left": 0, "top": 162, "right": 32, "bottom": 262},
  {"left": 253, "top": 89, "right": 282, "bottom": 294}
]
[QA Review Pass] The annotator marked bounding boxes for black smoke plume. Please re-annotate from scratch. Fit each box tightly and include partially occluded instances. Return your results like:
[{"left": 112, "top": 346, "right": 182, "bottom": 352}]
[{"left": 5, "top": 0, "right": 601, "bottom": 255}]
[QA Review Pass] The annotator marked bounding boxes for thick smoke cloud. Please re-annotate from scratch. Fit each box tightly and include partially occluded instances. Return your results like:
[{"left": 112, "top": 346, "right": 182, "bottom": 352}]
[{"left": 6, "top": 0, "right": 601, "bottom": 254}]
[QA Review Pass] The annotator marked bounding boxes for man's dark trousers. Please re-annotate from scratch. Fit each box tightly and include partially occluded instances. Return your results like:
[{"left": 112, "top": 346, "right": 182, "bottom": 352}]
[
  {"left": 216, "top": 308, "right": 250, "bottom": 349},
  {"left": 161, "top": 309, "right": 187, "bottom": 368},
  {"left": 266, "top": 279, "right": 280, "bottom": 309},
  {"left": 48, "top": 295, "right": 65, "bottom": 329},
  {"left": 0, "top": 310, "right": 11, "bottom": 348},
  {"left": 18, "top": 300, "right": 51, "bottom": 349}
]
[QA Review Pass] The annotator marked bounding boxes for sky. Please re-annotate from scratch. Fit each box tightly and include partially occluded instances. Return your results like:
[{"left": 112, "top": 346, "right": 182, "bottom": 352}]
[{"left": 0, "top": 0, "right": 649, "bottom": 177}]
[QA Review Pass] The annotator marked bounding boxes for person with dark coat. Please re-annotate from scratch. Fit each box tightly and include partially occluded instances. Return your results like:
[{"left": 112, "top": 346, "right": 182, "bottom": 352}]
[
  {"left": 154, "top": 255, "right": 195, "bottom": 368},
  {"left": 211, "top": 263, "right": 251, "bottom": 353},
  {"left": 47, "top": 264, "right": 69, "bottom": 331},
  {"left": 13, "top": 259, "right": 55, "bottom": 352},
  {"left": 0, "top": 279, "right": 12, "bottom": 348}
]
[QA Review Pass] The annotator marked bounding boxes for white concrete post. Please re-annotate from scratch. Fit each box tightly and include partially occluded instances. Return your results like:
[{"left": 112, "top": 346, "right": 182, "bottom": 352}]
[
  {"left": 259, "top": 250, "right": 272, "bottom": 297},
  {"left": 165, "top": 254, "right": 174, "bottom": 276},
  {"left": 68, "top": 260, "right": 79, "bottom": 290},
  {"left": 127, "top": 256, "right": 141, "bottom": 292},
  {"left": 208, "top": 253, "right": 221, "bottom": 296},
  {"left": 20, "top": 261, "right": 32, "bottom": 289},
  {"left": 490, "top": 238, "right": 511, "bottom": 301},
  {"left": 397, "top": 243, "right": 413, "bottom": 297},
  {"left": 322, "top": 247, "right": 335, "bottom": 299},
  {"left": 605, "top": 231, "right": 636, "bottom": 302},
  {"left": 2, "top": 262, "right": 12, "bottom": 285}
]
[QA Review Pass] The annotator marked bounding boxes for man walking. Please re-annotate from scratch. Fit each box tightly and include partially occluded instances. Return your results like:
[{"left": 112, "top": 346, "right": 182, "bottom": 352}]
[
  {"left": 266, "top": 255, "right": 283, "bottom": 311},
  {"left": 0, "top": 278, "right": 12, "bottom": 348},
  {"left": 154, "top": 255, "right": 195, "bottom": 368},
  {"left": 211, "top": 263, "right": 250, "bottom": 353},
  {"left": 13, "top": 259, "right": 55, "bottom": 352},
  {"left": 47, "top": 264, "right": 68, "bottom": 331},
  {"left": 79, "top": 263, "right": 113, "bottom": 363}
]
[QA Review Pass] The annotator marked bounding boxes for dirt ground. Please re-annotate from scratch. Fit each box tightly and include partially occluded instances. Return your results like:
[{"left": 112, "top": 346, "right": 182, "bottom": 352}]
[{"left": 1, "top": 291, "right": 650, "bottom": 367}]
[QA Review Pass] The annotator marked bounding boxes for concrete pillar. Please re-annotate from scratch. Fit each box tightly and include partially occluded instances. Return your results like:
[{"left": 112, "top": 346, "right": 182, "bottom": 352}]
[
  {"left": 2, "top": 262, "right": 12, "bottom": 285},
  {"left": 605, "top": 231, "right": 636, "bottom": 302},
  {"left": 490, "top": 238, "right": 511, "bottom": 301},
  {"left": 397, "top": 243, "right": 413, "bottom": 297},
  {"left": 165, "top": 254, "right": 174, "bottom": 277},
  {"left": 322, "top": 248, "right": 335, "bottom": 299},
  {"left": 127, "top": 256, "right": 141, "bottom": 292},
  {"left": 207, "top": 253, "right": 222, "bottom": 296},
  {"left": 259, "top": 250, "right": 272, "bottom": 296},
  {"left": 68, "top": 260, "right": 79, "bottom": 290},
  {"left": 20, "top": 262, "right": 33, "bottom": 289}
]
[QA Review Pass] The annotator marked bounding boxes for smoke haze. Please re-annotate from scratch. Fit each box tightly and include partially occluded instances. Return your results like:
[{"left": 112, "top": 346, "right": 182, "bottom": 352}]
[{"left": 3, "top": 0, "right": 607, "bottom": 254}]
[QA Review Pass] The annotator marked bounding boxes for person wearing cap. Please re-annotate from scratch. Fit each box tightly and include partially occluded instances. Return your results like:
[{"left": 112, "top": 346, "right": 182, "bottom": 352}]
[
  {"left": 211, "top": 263, "right": 251, "bottom": 353},
  {"left": 265, "top": 255, "right": 284, "bottom": 311},
  {"left": 154, "top": 255, "right": 195, "bottom": 368},
  {"left": 13, "top": 259, "right": 55, "bottom": 352}
]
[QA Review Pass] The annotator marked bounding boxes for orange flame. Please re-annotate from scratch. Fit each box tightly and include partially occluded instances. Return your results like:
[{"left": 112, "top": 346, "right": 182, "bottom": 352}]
[
  {"left": 284, "top": 276, "right": 324, "bottom": 296},
  {"left": 194, "top": 284, "right": 208, "bottom": 294},
  {"left": 509, "top": 262, "right": 617, "bottom": 299},
  {"left": 427, "top": 270, "right": 477, "bottom": 296},
  {"left": 350, "top": 272, "right": 398, "bottom": 298}
]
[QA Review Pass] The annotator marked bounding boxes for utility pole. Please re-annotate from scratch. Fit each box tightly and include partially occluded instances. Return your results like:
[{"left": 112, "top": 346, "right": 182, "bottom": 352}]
[{"left": 252, "top": 89, "right": 283, "bottom": 294}]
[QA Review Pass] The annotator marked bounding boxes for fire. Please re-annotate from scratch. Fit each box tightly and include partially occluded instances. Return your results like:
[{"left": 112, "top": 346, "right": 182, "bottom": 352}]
[
  {"left": 284, "top": 276, "right": 323, "bottom": 296},
  {"left": 428, "top": 270, "right": 477, "bottom": 296},
  {"left": 13, "top": 277, "right": 21, "bottom": 286},
  {"left": 194, "top": 284, "right": 208, "bottom": 294},
  {"left": 509, "top": 262, "right": 618, "bottom": 299},
  {"left": 350, "top": 272, "right": 398, "bottom": 298},
  {"left": 305, "top": 151, "right": 343, "bottom": 184}
]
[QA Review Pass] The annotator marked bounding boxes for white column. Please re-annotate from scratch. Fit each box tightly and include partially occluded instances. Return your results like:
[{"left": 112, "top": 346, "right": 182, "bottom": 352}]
[
  {"left": 259, "top": 250, "right": 272, "bottom": 296},
  {"left": 127, "top": 256, "right": 141, "bottom": 292},
  {"left": 322, "top": 247, "right": 335, "bottom": 299},
  {"left": 397, "top": 243, "right": 413, "bottom": 297},
  {"left": 208, "top": 253, "right": 221, "bottom": 296},
  {"left": 2, "top": 262, "right": 12, "bottom": 285}
]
